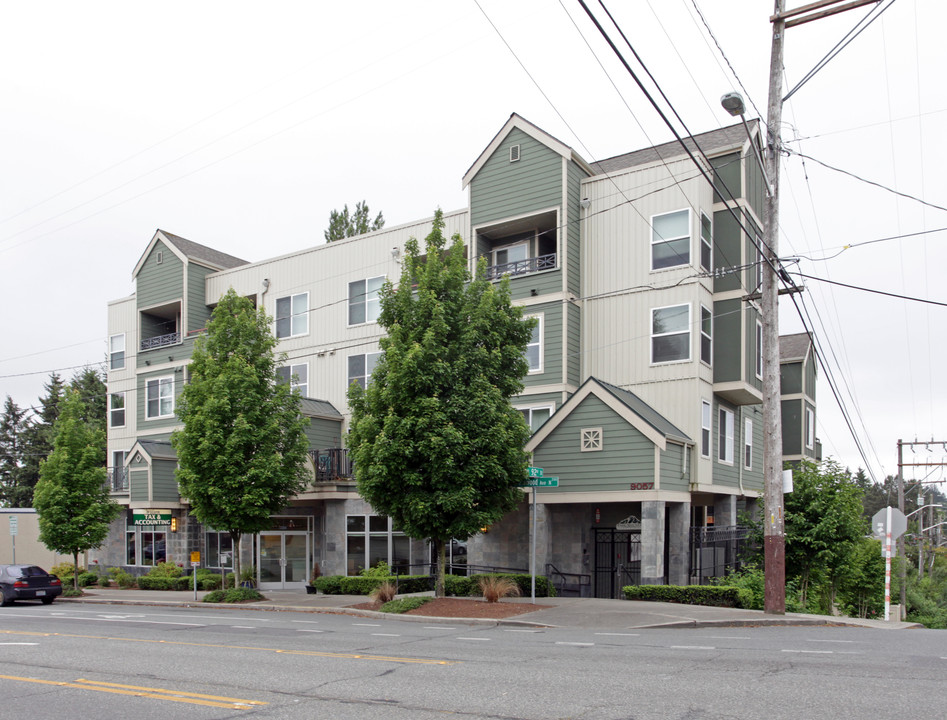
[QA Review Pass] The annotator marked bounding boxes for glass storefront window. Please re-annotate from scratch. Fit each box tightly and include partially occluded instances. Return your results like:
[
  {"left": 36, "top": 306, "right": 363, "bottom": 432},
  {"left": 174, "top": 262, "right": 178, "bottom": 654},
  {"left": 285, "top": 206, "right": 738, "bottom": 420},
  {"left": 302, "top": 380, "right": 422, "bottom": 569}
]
[{"left": 346, "top": 514, "right": 410, "bottom": 576}]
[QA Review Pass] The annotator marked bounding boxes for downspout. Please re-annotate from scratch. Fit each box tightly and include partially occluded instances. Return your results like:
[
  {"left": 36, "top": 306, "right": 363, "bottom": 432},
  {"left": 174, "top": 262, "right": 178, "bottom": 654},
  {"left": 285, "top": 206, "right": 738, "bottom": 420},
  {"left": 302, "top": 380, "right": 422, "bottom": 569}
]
[{"left": 738, "top": 408, "right": 746, "bottom": 496}]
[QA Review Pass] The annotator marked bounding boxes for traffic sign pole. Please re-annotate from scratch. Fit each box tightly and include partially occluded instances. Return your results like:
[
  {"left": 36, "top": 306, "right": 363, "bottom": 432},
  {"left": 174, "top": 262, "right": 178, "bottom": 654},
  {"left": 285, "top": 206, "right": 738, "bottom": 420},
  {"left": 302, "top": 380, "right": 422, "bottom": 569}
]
[
  {"left": 531, "top": 486, "right": 536, "bottom": 604},
  {"left": 884, "top": 505, "right": 892, "bottom": 622}
]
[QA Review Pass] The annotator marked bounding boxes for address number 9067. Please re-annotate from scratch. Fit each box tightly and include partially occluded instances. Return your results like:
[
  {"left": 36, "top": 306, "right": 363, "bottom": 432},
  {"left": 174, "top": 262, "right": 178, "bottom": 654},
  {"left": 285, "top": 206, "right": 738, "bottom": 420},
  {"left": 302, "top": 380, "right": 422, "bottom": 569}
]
[{"left": 629, "top": 482, "right": 654, "bottom": 491}]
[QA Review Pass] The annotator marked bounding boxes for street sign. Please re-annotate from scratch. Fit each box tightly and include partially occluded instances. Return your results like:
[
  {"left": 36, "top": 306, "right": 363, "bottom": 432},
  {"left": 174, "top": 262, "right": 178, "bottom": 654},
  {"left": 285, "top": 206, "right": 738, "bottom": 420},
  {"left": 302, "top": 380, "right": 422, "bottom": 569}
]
[
  {"left": 872, "top": 507, "right": 906, "bottom": 541},
  {"left": 527, "top": 466, "right": 543, "bottom": 478},
  {"left": 8, "top": 516, "right": 17, "bottom": 536},
  {"left": 522, "top": 476, "right": 558, "bottom": 488}
]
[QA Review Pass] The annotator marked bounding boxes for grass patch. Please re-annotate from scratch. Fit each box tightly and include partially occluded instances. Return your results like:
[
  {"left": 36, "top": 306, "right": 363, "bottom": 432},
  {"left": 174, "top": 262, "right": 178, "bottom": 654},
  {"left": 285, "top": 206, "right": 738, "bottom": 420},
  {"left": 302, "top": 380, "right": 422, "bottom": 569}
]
[{"left": 378, "top": 597, "right": 432, "bottom": 614}]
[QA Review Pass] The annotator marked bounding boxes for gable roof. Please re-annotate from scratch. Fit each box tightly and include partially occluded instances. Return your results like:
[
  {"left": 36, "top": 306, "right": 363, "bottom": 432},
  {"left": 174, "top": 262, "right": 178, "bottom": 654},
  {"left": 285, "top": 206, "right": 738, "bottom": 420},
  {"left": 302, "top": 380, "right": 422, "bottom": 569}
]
[
  {"left": 132, "top": 229, "right": 248, "bottom": 279},
  {"left": 126, "top": 439, "right": 177, "bottom": 463},
  {"left": 525, "top": 376, "right": 692, "bottom": 452},
  {"left": 780, "top": 332, "right": 813, "bottom": 363},
  {"left": 299, "top": 398, "right": 344, "bottom": 421},
  {"left": 462, "top": 113, "right": 594, "bottom": 189},
  {"left": 589, "top": 120, "right": 755, "bottom": 176}
]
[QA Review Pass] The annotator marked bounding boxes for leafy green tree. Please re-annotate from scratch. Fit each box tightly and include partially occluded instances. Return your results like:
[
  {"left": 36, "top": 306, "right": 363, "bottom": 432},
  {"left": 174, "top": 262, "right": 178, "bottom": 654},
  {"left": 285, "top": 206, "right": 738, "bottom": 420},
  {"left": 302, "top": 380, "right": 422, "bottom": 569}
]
[
  {"left": 17, "top": 373, "right": 65, "bottom": 507},
  {"left": 33, "top": 390, "right": 121, "bottom": 590},
  {"left": 347, "top": 209, "right": 535, "bottom": 596},
  {"left": 0, "top": 396, "right": 29, "bottom": 507},
  {"left": 324, "top": 200, "right": 385, "bottom": 242},
  {"left": 171, "top": 288, "right": 310, "bottom": 582},
  {"left": 836, "top": 537, "right": 885, "bottom": 619}
]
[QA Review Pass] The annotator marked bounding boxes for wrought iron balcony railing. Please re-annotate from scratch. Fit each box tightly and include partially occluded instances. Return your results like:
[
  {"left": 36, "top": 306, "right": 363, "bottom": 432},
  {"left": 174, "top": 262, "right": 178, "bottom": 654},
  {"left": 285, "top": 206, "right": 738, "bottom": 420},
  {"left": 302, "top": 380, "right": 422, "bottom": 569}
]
[
  {"left": 140, "top": 331, "right": 181, "bottom": 351},
  {"left": 484, "top": 252, "right": 556, "bottom": 281},
  {"left": 307, "top": 448, "right": 353, "bottom": 482},
  {"left": 108, "top": 466, "right": 129, "bottom": 493}
]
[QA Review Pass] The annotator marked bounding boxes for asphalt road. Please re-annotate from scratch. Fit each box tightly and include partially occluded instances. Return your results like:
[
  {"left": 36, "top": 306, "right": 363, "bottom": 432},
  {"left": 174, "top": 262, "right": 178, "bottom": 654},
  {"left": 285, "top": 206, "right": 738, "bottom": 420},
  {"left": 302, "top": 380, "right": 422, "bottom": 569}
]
[{"left": 0, "top": 602, "right": 943, "bottom": 719}]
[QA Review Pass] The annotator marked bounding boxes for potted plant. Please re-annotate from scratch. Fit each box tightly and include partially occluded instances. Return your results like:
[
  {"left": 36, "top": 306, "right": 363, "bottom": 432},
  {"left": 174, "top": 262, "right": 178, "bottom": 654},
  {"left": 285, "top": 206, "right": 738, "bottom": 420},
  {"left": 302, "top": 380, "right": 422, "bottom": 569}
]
[
  {"left": 306, "top": 562, "right": 321, "bottom": 594},
  {"left": 239, "top": 566, "right": 256, "bottom": 589}
]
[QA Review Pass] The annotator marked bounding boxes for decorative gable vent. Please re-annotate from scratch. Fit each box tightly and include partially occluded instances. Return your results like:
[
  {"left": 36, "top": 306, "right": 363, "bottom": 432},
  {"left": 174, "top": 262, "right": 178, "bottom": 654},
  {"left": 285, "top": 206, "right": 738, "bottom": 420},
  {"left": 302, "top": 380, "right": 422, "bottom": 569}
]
[
  {"left": 581, "top": 427, "right": 602, "bottom": 452},
  {"left": 509, "top": 144, "right": 520, "bottom": 163},
  {"left": 156, "top": 250, "right": 163, "bottom": 265}
]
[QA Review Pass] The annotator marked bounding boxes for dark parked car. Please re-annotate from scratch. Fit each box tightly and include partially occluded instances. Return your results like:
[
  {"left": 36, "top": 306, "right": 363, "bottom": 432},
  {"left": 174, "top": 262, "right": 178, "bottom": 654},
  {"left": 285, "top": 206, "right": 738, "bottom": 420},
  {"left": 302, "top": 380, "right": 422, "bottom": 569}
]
[{"left": 0, "top": 565, "right": 63, "bottom": 606}]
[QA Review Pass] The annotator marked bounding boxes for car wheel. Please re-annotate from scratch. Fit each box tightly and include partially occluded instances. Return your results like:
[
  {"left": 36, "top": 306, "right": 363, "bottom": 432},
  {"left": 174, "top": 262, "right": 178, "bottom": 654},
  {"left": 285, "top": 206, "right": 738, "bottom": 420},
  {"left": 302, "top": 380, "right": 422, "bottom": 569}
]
[
  {"left": 40, "top": 597, "right": 54, "bottom": 605},
  {"left": 1, "top": 592, "right": 13, "bottom": 607}
]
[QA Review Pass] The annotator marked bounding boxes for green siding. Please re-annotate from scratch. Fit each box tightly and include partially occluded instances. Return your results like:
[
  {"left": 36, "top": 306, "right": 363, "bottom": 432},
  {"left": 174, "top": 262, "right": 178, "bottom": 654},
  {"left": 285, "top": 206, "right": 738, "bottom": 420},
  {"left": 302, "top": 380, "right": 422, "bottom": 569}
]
[
  {"left": 470, "top": 127, "right": 563, "bottom": 227},
  {"left": 566, "top": 160, "right": 586, "bottom": 297},
  {"left": 712, "top": 152, "right": 741, "bottom": 205},
  {"left": 712, "top": 398, "right": 739, "bottom": 487},
  {"left": 567, "top": 301, "right": 581, "bottom": 387},
  {"left": 187, "top": 264, "right": 215, "bottom": 334},
  {"left": 524, "top": 302, "right": 562, "bottom": 389},
  {"left": 129, "top": 469, "right": 149, "bottom": 503},
  {"left": 744, "top": 306, "right": 762, "bottom": 393},
  {"left": 137, "top": 368, "right": 184, "bottom": 431},
  {"left": 306, "top": 417, "right": 344, "bottom": 450},
  {"left": 805, "top": 354, "right": 817, "bottom": 400},
  {"left": 137, "top": 333, "right": 196, "bottom": 369},
  {"left": 137, "top": 240, "right": 184, "bottom": 310},
  {"left": 745, "top": 139, "right": 765, "bottom": 221},
  {"left": 712, "top": 209, "right": 742, "bottom": 293},
  {"left": 743, "top": 213, "right": 762, "bottom": 292},
  {"left": 781, "top": 361, "right": 803, "bottom": 395},
  {"left": 513, "top": 391, "right": 561, "bottom": 408},
  {"left": 532, "top": 395, "right": 655, "bottom": 494},
  {"left": 506, "top": 268, "right": 563, "bottom": 301},
  {"left": 782, "top": 398, "right": 803, "bottom": 457},
  {"left": 660, "top": 442, "right": 689, "bottom": 492},
  {"left": 151, "top": 459, "right": 179, "bottom": 503},
  {"left": 713, "top": 298, "right": 742, "bottom": 383}
]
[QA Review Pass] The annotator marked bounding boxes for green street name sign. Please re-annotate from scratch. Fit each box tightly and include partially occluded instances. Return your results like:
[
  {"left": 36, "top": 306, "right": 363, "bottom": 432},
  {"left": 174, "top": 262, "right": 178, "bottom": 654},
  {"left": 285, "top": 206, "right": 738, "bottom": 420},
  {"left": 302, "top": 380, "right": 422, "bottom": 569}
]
[
  {"left": 527, "top": 466, "right": 543, "bottom": 479},
  {"left": 520, "top": 476, "right": 559, "bottom": 488},
  {"left": 133, "top": 510, "right": 172, "bottom": 527}
]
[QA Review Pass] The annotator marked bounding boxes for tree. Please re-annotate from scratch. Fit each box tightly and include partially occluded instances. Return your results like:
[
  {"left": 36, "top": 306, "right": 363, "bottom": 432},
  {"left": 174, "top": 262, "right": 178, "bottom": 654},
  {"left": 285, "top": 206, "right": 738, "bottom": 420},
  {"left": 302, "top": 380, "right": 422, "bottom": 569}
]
[
  {"left": 171, "top": 288, "right": 310, "bottom": 582},
  {"left": 68, "top": 366, "right": 107, "bottom": 439},
  {"left": 17, "top": 373, "right": 65, "bottom": 507},
  {"left": 0, "top": 396, "right": 29, "bottom": 507},
  {"left": 324, "top": 200, "right": 385, "bottom": 242},
  {"left": 33, "top": 390, "right": 120, "bottom": 589},
  {"left": 347, "top": 209, "right": 535, "bottom": 596}
]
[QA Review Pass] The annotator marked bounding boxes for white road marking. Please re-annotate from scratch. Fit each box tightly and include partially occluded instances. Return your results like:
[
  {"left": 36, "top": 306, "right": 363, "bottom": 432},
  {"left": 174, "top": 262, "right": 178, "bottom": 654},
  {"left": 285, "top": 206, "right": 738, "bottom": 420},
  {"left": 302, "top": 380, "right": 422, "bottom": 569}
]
[
  {"left": 0, "top": 643, "right": 39, "bottom": 646},
  {"left": 353, "top": 623, "right": 380, "bottom": 627},
  {"left": 231, "top": 626, "right": 256, "bottom": 629},
  {"left": 456, "top": 637, "right": 490, "bottom": 641},
  {"left": 806, "top": 639, "right": 855, "bottom": 644},
  {"left": 671, "top": 646, "right": 715, "bottom": 650},
  {"left": 423, "top": 626, "right": 456, "bottom": 630},
  {"left": 556, "top": 642, "right": 594, "bottom": 647},
  {"left": 782, "top": 649, "right": 832, "bottom": 654},
  {"left": 595, "top": 632, "right": 640, "bottom": 637},
  {"left": 372, "top": 633, "right": 400, "bottom": 637},
  {"left": 296, "top": 629, "right": 324, "bottom": 633},
  {"left": 503, "top": 629, "right": 541, "bottom": 633}
]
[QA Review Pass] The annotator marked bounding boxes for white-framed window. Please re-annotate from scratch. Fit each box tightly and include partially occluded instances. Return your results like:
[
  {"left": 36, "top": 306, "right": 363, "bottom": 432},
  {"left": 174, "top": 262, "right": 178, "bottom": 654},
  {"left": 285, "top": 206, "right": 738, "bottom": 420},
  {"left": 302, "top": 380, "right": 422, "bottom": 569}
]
[
  {"left": 525, "top": 314, "right": 543, "bottom": 373},
  {"left": 275, "top": 292, "right": 308, "bottom": 339},
  {"left": 651, "top": 208, "right": 690, "bottom": 270},
  {"left": 126, "top": 525, "right": 167, "bottom": 567},
  {"left": 756, "top": 320, "right": 763, "bottom": 379},
  {"left": 205, "top": 531, "right": 234, "bottom": 570},
  {"left": 277, "top": 363, "right": 308, "bottom": 398},
  {"left": 700, "top": 305, "right": 712, "bottom": 365},
  {"left": 346, "top": 514, "right": 410, "bottom": 576},
  {"left": 492, "top": 241, "right": 529, "bottom": 269},
  {"left": 109, "top": 392, "right": 126, "bottom": 428},
  {"left": 518, "top": 405, "right": 553, "bottom": 433},
  {"left": 109, "top": 334, "right": 125, "bottom": 370},
  {"left": 581, "top": 427, "right": 603, "bottom": 452},
  {"left": 700, "top": 211, "right": 712, "bottom": 272},
  {"left": 701, "top": 400, "right": 712, "bottom": 458},
  {"left": 348, "top": 352, "right": 382, "bottom": 390},
  {"left": 806, "top": 407, "right": 815, "bottom": 449},
  {"left": 651, "top": 304, "right": 690, "bottom": 364},
  {"left": 744, "top": 418, "right": 753, "bottom": 470},
  {"left": 718, "top": 407, "right": 734, "bottom": 464},
  {"left": 145, "top": 376, "right": 174, "bottom": 419},
  {"left": 348, "top": 276, "right": 384, "bottom": 326},
  {"left": 110, "top": 450, "right": 127, "bottom": 492}
]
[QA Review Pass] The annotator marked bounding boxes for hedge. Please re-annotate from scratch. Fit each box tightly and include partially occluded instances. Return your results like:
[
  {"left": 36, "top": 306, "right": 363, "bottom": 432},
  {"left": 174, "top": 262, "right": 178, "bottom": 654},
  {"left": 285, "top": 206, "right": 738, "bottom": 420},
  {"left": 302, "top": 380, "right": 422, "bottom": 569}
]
[{"left": 622, "top": 584, "right": 752, "bottom": 608}]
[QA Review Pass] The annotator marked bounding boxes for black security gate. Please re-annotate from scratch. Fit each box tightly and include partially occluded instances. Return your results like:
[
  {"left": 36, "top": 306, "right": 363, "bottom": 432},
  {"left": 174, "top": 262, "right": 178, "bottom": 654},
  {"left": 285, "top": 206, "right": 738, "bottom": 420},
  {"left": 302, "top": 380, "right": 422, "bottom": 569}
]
[
  {"left": 689, "top": 525, "right": 754, "bottom": 584},
  {"left": 593, "top": 528, "right": 641, "bottom": 599}
]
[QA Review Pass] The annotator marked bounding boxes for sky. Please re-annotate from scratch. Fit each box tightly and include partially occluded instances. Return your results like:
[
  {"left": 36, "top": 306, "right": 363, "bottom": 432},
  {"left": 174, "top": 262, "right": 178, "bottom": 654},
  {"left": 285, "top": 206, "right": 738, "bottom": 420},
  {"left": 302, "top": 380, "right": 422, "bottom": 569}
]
[{"left": 3, "top": 0, "right": 946, "bottom": 488}]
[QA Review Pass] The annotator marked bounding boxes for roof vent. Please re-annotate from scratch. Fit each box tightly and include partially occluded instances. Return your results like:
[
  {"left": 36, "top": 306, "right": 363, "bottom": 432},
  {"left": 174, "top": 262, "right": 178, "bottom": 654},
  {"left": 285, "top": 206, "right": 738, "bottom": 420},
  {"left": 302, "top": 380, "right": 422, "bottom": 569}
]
[{"left": 510, "top": 144, "right": 520, "bottom": 163}]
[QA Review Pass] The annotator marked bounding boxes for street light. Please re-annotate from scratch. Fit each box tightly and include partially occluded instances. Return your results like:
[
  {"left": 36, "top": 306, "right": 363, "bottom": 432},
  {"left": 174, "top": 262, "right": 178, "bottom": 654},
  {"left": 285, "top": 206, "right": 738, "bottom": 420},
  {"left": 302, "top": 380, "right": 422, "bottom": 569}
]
[{"left": 720, "top": 93, "right": 773, "bottom": 196}]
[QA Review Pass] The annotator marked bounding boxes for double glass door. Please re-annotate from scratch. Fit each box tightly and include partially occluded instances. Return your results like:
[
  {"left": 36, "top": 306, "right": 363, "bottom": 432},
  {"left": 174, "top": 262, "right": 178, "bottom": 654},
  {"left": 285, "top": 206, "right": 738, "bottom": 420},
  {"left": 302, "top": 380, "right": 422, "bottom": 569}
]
[{"left": 258, "top": 532, "right": 308, "bottom": 589}]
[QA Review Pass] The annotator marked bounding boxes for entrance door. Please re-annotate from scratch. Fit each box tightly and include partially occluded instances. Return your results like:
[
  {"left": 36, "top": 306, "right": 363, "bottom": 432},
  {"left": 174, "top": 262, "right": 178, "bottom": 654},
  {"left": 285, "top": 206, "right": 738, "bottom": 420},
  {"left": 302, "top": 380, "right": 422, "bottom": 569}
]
[
  {"left": 593, "top": 529, "right": 641, "bottom": 599},
  {"left": 258, "top": 532, "right": 309, "bottom": 590}
]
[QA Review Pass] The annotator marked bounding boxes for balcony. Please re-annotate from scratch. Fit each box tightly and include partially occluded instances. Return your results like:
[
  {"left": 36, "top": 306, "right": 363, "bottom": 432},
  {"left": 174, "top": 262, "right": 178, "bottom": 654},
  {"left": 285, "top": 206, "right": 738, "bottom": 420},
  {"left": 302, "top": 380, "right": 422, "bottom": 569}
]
[
  {"left": 484, "top": 252, "right": 557, "bottom": 281},
  {"left": 109, "top": 466, "right": 129, "bottom": 493},
  {"left": 308, "top": 448, "right": 353, "bottom": 482},
  {"left": 140, "top": 301, "right": 182, "bottom": 353},
  {"left": 140, "top": 331, "right": 181, "bottom": 351}
]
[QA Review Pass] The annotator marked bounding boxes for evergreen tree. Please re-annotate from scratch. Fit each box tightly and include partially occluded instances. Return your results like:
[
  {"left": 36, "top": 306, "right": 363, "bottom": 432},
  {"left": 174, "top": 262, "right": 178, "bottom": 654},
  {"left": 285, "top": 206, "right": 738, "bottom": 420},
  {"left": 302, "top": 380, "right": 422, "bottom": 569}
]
[
  {"left": 17, "top": 373, "right": 65, "bottom": 507},
  {"left": 0, "top": 396, "right": 29, "bottom": 507},
  {"left": 33, "top": 390, "right": 120, "bottom": 589},
  {"left": 347, "top": 209, "right": 535, "bottom": 596},
  {"left": 68, "top": 365, "right": 107, "bottom": 438},
  {"left": 171, "top": 288, "right": 310, "bottom": 582},
  {"left": 324, "top": 200, "right": 385, "bottom": 242}
]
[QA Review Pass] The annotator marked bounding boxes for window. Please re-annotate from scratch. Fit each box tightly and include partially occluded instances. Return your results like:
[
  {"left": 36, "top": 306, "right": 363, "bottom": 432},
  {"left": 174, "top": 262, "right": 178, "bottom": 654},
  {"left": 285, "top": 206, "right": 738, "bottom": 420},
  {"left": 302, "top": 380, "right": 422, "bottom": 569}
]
[
  {"left": 525, "top": 315, "right": 542, "bottom": 373},
  {"left": 348, "top": 352, "right": 381, "bottom": 390},
  {"left": 701, "top": 401, "right": 712, "bottom": 458},
  {"left": 651, "top": 304, "right": 690, "bottom": 364},
  {"left": 510, "top": 144, "right": 520, "bottom": 162},
  {"left": 205, "top": 531, "right": 234, "bottom": 569},
  {"left": 581, "top": 428, "right": 603, "bottom": 452},
  {"left": 756, "top": 321, "right": 763, "bottom": 379},
  {"left": 744, "top": 418, "right": 753, "bottom": 470},
  {"left": 700, "top": 305, "right": 712, "bottom": 365},
  {"left": 346, "top": 514, "right": 410, "bottom": 576},
  {"left": 276, "top": 293, "right": 308, "bottom": 339},
  {"left": 125, "top": 526, "right": 167, "bottom": 567},
  {"left": 806, "top": 407, "right": 815, "bottom": 449},
  {"left": 109, "top": 334, "right": 125, "bottom": 370},
  {"left": 145, "top": 376, "right": 174, "bottom": 419},
  {"left": 700, "top": 212, "right": 712, "bottom": 272},
  {"left": 518, "top": 405, "right": 553, "bottom": 433},
  {"left": 348, "top": 277, "right": 384, "bottom": 325},
  {"left": 109, "top": 392, "right": 125, "bottom": 428},
  {"left": 651, "top": 209, "right": 690, "bottom": 270},
  {"left": 277, "top": 363, "right": 308, "bottom": 398},
  {"left": 111, "top": 450, "right": 127, "bottom": 491},
  {"left": 718, "top": 407, "right": 734, "bottom": 464},
  {"left": 493, "top": 241, "right": 528, "bottom": 268}
]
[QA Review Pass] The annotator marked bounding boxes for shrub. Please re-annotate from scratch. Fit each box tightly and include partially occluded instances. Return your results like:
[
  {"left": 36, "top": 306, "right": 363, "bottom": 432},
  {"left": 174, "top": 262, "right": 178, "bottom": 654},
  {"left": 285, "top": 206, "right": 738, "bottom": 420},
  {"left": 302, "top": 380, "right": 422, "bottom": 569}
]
[
  {"left": 137, "top": 576, "right": 174, "bottom": 591},
  {"left": 203, "top": 590, "right": 226, "bottom": 603},
  {"left": 225, "top": 572, "right": 236, "bottom": 589},
  {"left": 359, "top": 561, "right": 392, "bottom": 578},
  {"left": 97, "top": 575, "right": 110, "bottom": 587},
  {"left": 622, "top": 584, "right": 749, "bottom": 608},
  {"left": 203, "top": 587, "right": 265, "bottom": 603},
  {"left": 147, "top": 562, "right": 183, "bottom": 578},
  {"left": 469, "top": 573, "right": 555, "bottom": 598},
  {"left": 370, "top": 581, "right": 398, "bottom": 604},
  {"left": 444, "top": 575, "right": 475, "bottom": 597},
  {"left": 380, "top": 597, "right": 432, "bottom": 614},
  {"left": 477, "top": 575, "right": 521, "bottom": 603},
  {"left": 314, "top": 575, "right": 344, "bottom": 594},
  {"left": 77, "top": 572, "right": 98, "bottom": 587},
  {"left": 50, "top": 562, "right": 77, "bottom": 579},
  {"left": 62, "top": 587, "right": 83, "bottom": 598},
  {"left": 198, "top": 574, "right": 222, "bottom": 591},
  {"left": 109, "top": 567, "right": 136, "bottom": 588}
]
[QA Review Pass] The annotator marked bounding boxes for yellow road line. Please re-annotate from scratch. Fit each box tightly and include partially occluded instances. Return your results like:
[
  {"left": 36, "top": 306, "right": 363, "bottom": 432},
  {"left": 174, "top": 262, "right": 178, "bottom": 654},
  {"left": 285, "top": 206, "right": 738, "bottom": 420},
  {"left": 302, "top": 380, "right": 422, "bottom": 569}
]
[
  {"left": 0, "top": 628, "right": 456, "bottom": 665},
  {"left": 76, "top": 678, "right": 267, "bottom": 705},
  {"left": 0, "top": 675, "right": 262, "bottom": 710}
]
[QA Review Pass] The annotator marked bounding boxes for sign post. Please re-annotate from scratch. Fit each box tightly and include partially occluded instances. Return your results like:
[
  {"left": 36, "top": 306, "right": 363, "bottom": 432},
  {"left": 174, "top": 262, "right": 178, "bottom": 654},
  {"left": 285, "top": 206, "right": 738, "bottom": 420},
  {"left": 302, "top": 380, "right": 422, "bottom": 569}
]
[
  {"left": 872, "top": 506, "right": 907, "bottom": 621},
  {"left": 8, "top": 515, "right": 17, "bottom": 564},
  {"left": 526, "top": 467, "right": 541, "bottom": 604},
  {"left": 190, "top": 551, "right": 201, "bottom": 600}
]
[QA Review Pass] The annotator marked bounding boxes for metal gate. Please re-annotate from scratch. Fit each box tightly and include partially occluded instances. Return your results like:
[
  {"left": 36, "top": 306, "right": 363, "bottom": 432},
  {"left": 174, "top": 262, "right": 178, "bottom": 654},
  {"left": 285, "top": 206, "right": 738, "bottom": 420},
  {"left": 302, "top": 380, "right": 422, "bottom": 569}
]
[
  {"left": 593, "top": 528, "right": 641, "bottom": 599},
  {"left": 689, "top": 525, "right": 754, "bottom": 584}
]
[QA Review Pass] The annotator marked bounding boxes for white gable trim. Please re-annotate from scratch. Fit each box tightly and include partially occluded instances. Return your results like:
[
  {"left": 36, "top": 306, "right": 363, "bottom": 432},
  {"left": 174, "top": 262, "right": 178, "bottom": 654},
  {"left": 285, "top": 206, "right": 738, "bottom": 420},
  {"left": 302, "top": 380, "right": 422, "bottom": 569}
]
[{"left": 132, "top": 230, "right": 189, "bottom": 280}]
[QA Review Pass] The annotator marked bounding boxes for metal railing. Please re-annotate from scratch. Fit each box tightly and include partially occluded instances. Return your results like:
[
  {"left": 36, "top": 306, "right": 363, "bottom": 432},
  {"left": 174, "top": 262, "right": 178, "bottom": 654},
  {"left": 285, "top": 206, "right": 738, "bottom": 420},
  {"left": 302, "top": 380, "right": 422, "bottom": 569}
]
[
  {"left": 545, "top": 563, "right": 591, "bottom": 597},
  {"left": 108, "top": 466, "right": 129, "bottom": 493},
  {"left": 484, "top": 252, "right": 557, "bottom": 280},
  {"left": 307, "top": 448, "right": 353, "bottom": 481},
  {"left": 689, "top": 525, "right": 755, "bottom": 584},
  {"left": 140, "top": 331, "right": 181, "bottom": 351}
]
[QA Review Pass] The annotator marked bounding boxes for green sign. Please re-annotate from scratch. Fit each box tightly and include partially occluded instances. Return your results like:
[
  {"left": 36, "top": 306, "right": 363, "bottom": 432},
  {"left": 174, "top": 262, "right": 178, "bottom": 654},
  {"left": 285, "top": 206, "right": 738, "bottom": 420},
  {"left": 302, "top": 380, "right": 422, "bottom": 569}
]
[
  {"left": 520, "top": 476, "right": 558, "bottom": 488},
  {"left": 132, "top": 510, "right": 172, "bottom": 527},
  {"left": 527, "top": 466, "right": 543, "bottom": 479}
]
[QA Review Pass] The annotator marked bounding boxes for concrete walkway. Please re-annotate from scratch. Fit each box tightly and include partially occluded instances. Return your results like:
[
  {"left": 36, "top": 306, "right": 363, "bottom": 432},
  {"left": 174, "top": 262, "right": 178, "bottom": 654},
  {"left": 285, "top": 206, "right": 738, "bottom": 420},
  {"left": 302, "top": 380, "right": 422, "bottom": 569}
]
[{"left": 57, "top": 587, "right": 922, "bottom": 630}]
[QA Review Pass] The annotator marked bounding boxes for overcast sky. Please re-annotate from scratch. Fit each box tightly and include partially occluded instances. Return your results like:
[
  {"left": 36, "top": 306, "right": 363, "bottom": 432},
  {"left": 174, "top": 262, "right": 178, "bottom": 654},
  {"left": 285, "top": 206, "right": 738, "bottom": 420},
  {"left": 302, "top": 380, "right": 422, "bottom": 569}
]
[{"left": 3, "top": 1, "right": 945, "bottom": 487}]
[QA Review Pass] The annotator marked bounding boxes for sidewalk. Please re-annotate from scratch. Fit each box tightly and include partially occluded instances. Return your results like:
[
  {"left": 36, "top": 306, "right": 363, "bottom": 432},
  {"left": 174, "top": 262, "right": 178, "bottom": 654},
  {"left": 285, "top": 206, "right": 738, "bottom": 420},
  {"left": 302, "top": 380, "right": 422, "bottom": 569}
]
[{"left": 58, "top": 587, "right": 922, "bottom": 630}]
